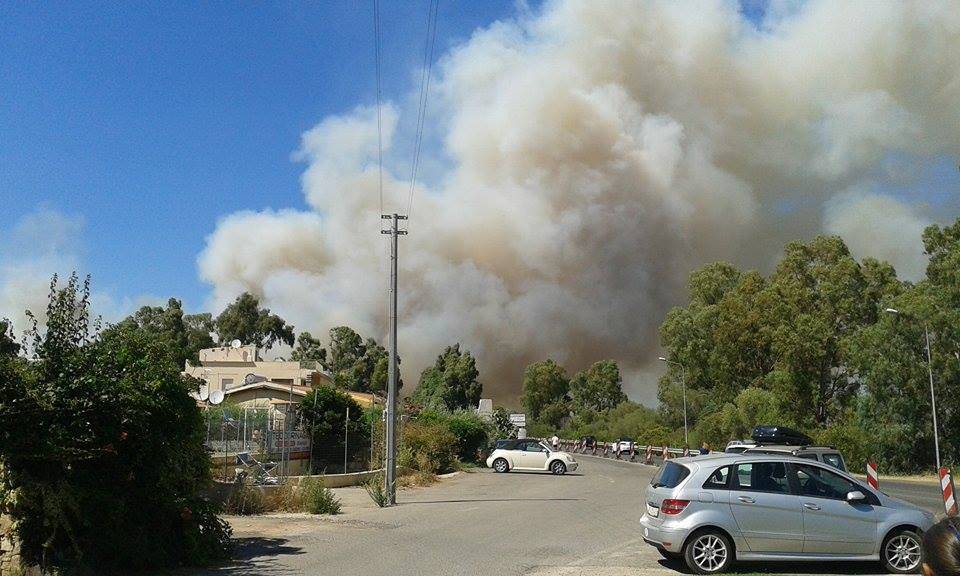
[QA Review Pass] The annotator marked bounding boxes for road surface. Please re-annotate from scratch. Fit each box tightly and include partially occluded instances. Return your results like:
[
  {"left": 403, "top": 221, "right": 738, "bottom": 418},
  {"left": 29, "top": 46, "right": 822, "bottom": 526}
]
[{"left": 178, "top": 455, "right": 941, "bottom": 576}]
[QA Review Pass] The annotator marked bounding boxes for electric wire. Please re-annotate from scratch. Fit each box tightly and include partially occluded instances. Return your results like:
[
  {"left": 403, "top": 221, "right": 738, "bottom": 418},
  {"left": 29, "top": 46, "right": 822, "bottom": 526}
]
[{"left": 405, "top": 0, "right": 440, "bottom": 221}]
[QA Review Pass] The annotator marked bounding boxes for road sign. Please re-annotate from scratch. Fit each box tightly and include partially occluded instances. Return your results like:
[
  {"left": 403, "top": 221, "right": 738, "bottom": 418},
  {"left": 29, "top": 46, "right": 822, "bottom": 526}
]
[
  {"left": 940, "top": 467, "right": 957, "bottom": 516},
  {"left": 867, "top": 460, "right": 879, "bottom": 489},
  {"left": 509, "top": 413, "right": 526, "bottom": 426}
]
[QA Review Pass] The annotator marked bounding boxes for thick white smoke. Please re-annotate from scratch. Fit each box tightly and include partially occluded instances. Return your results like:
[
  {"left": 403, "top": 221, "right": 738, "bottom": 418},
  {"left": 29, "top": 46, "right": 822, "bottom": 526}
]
[{"left": 199, "top": 0, "right": 960, "bottom": 404}]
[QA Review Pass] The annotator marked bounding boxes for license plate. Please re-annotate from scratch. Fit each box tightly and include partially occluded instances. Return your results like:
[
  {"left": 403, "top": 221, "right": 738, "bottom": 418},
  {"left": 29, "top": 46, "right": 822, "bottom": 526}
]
[{"left": 646, "top": 503, "right": 659, "bottom": 518}]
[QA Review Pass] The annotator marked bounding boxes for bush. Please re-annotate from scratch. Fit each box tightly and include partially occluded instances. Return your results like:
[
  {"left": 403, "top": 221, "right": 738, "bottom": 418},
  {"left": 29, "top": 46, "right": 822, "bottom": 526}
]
[
  {"left": 301, "top": 478, "right": 342, "bottom": 515},
  {"left": 225, "top": 483, "right": 266, "bottom": 515},
  {"left": 363, "top": 474, "right": 388, "bottom": 507},
  {"left": 0, "top": 275, "right": 232, "bottom": 573},
  {"left": 399, "top": 421, "right": 457, "bottom": 474},
  {"left": 263, "top": 483, "right": 303, "bottom": 512},
  {"left": 440, "top": 411, "right": 490, "bottom": 462},
  {"left": 180, "top": 499, "right": 234, "bottom": 566}
]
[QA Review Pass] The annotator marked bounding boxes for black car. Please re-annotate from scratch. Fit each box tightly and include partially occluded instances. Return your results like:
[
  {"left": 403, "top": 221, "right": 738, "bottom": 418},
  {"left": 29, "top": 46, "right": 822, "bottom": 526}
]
[{"left": 579, "top": 436, "right": 596, "bottom": 449}]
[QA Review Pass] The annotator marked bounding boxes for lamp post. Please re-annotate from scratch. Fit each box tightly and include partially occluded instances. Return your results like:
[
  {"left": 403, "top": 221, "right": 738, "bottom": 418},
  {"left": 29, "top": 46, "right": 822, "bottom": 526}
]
[
  {"left": 659, "top": 356, "right": 688, "bottom": 448},
  {"left": 885, "top": 308, "right": 941, "bottom": 470}
]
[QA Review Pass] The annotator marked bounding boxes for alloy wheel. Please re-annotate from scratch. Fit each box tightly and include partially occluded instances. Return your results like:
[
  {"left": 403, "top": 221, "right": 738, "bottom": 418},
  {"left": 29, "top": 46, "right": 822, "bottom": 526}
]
[
  {"left": 551, "top": 461, "right": 566, "bottom": 475},
  {"left": 493, "top": 459, "right": 508, "bottom": 473},
  {"left": 691, "top": 534, "right": 728, "bottom": 573},
  {"left": 885, "top": 534, "right": 921, "bottom": 572}
]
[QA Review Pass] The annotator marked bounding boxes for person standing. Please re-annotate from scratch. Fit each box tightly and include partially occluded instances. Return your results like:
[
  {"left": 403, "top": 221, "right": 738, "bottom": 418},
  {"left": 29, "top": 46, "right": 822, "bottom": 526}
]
[
  {"left": 699, "top": 442, "right": 710, "bottom": 455},
  {"left": 551, "top": 434, "right": 559, "bottom": 450}
]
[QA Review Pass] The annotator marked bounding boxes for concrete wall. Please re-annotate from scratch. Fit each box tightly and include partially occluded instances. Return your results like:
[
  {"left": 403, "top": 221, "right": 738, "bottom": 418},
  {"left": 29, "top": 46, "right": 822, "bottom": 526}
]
[{"left": 207, "top": 469, "right": 384, "bottom": 508}]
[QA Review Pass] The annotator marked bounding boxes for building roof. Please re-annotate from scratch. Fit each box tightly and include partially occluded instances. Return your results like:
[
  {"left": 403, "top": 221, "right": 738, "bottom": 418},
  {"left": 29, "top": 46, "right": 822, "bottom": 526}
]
[{"left": 218, "top": 381, "right": 383, "bottom": 408}]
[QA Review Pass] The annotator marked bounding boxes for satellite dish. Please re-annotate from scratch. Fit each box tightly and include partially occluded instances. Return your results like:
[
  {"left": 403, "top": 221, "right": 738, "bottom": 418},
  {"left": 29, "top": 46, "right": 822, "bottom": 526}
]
[
  {"left": 231, "top": 339, "right": 242, "bottom": 349},
  {"left": 209, "top": 389, "right": 225, "bottom": 405},
  {"left": 244, "top": 373, "right": 266, "bottom": 386},
  {"left": 198, "top": 384, "right": 209, "bottom": 402}
]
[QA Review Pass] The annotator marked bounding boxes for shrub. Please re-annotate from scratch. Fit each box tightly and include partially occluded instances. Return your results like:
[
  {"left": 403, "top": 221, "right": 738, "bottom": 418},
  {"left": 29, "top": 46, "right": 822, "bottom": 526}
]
[
  {"left": 363, "top": 474, "right": 388, "bottom": 507},
  {"left": 399, "top": 421, "right": 457, "bottom": 474},
  {"left": 444, "top": 412, "right": 490, "bottom": 463},
  {"left": 301, "top": 478, "right": 342, "bottom": 515},
  {"left": 0, "top": 275, "right": 232, "bottom": 573},
  {"left": 180, "top": 499, "right": 234, "bottom": 565},
  {"left": 263, "top": 483, "right": 303, "bottom": 512},
  {"left": 225, "top": 483, "right": 266, "bottom": 515}
]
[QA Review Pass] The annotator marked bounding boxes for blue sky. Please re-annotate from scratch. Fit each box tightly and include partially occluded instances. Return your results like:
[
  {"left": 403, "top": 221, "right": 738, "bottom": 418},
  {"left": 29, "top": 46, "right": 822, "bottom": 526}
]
[{"left": 0, "top": 0, "right": 524, "bottom": 312}]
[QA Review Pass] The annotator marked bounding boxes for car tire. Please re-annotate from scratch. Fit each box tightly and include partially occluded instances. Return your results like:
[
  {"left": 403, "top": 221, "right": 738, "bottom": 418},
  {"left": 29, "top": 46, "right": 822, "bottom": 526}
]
[
  {"left": 881, "top": 528, "right": 922, "bottom": 574},
  {"left": 492, "top": 458, "right": 509, "bottom": 473},
  {"left": 550, "top": 460, "right": 567, "bottom": 475},
  {"left": 683, "top": 529, "right": 733, "bottom": 574}
]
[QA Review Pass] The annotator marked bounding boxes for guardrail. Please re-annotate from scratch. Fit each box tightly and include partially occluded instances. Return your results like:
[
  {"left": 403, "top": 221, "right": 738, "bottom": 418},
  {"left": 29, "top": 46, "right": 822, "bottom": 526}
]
[{"left": 543, "top": 438, "right": 689, "bottom": 464}]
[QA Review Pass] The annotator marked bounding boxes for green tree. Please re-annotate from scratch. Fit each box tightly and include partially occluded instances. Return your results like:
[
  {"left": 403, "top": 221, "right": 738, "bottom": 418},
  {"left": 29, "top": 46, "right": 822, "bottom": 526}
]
[
  {"left": 490, "top": 406, "right": 516, "bottom": 440},
  {"left": 0, "top": 274, "right": 230, "bottom": 573},
  {"left": 300, "top": 385, "right": 365, "bottom": 473},
  {"left": 291, "top": 331, "right": 328, "bottom": 367},
  {"left": 412, "top": 344, "right": 482, "bottom": 411},
  {"left": 569, "top": 359, "right": 627, "bottom": 413},
  {"left": 0, "top": 318, "right": 19, "bottom": 357},
  {"left": 111, "top": 298, "right": 215, "bottom": 368},
  {"left": 520, "top": 359, "right": 569, "bottom": 421},
  {"left": 184, "top": 312, "right": 217, "bottom": 361},
  {"left": 215, "top": 292, "right": 294, "bottom": 350},
  {"left": 328, "top": 326, "right": 364, "bottom": 373}
]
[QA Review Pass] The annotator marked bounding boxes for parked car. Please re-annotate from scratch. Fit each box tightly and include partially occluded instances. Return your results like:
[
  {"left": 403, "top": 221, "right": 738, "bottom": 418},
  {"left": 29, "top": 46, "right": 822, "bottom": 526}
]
[
  {"left": 723, "top": 440, "right": 756, "bottom": 454},
  {"left": 615, "top": 437, "right": 636, "bottom": 454},
  {"left": 486, "top": 438, "right": 578, "bottom": 475},
  {"left": 640, "top": 454, "right": 934, "bottom": 574},
  {"left": 742, "top": 445, "right": 847, "bottom": 472}
]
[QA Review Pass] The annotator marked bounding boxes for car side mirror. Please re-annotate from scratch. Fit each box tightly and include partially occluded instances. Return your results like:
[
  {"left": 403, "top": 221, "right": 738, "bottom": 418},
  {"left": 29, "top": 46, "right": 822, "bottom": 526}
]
[{"left": 846, "top": 490, "right": 866, "bottom": 503}]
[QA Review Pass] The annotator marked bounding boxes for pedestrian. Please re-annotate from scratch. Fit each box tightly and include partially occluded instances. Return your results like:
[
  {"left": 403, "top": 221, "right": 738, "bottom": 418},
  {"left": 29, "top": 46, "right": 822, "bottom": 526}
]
[
  {"left": 923, "top": 517, "right": 960, "bottom": 575},
  {"left": 551, "top": 434, "right": 559, "bottom": 450},
  {"left": 699, "top": 442, "right": 710, "bottom": 455}
]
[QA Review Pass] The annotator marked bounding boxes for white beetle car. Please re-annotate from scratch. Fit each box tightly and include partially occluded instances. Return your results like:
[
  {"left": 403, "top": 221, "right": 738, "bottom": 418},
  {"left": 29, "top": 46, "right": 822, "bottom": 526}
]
[{"left": 486, "top": 438, "right": 579, "bottom": 475}]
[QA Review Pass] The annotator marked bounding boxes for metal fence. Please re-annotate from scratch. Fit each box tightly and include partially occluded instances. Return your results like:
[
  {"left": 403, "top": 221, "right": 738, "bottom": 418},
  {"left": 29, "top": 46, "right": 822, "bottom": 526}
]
[{"left": 204, "top": 403, "right": 385, "bottom": 483}]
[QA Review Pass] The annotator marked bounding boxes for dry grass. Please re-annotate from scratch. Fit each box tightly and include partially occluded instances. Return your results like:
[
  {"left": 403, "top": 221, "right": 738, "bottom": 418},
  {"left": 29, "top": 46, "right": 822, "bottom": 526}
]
[
  {"left": 262, "top": 483, "right": 303, "bottom": 512},
  {"left": 398, "top": 470, "right": 437, "bottom": 489}
]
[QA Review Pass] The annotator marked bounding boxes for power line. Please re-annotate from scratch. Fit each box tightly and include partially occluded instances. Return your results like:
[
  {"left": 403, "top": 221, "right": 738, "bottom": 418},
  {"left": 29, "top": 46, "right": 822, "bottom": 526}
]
[
  {"left": 405, "top": 0, "right": 440, "bottom": 221},
  {"left": 373, "top": 0, "right": 384, "bottom": 217}
]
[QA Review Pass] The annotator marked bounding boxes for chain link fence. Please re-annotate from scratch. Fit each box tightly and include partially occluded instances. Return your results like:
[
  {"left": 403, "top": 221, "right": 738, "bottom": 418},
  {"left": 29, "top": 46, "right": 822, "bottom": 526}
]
[{"left": 204, "top": 402, "right": 387, "bottom": 483}]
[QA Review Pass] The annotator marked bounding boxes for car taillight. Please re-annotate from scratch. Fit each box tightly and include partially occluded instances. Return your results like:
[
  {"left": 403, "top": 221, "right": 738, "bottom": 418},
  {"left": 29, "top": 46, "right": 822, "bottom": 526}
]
[{"left": 660, "top": 499, "right": 690, "bottom": 515}]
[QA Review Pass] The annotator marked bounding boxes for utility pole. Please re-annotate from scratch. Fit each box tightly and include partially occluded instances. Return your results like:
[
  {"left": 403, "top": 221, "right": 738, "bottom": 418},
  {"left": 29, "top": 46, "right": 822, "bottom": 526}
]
[{"left": 381, "top": 213, "right": 407, "bottom": 505}]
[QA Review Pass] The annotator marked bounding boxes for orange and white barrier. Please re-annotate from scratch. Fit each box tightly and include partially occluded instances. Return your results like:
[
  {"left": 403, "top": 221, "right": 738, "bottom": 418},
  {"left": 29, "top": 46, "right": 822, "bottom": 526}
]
[
  {"left": 645, "top": 445, "right": 653, "bottom": 464},
  {"left": 941, "top": 468, "right": 957, "bottom": 516},
  {"left": 866, "top": 460, "right": 879, "bottom": 490},
  {"left": 661, "top": 446, "right": 669, "bottom": 460}
]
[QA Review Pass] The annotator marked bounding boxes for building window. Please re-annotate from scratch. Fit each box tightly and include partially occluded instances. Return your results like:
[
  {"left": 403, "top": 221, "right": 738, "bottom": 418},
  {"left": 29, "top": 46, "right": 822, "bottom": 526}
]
[{"left": 222, "top": 378, "right": 234, "bottom": 389}]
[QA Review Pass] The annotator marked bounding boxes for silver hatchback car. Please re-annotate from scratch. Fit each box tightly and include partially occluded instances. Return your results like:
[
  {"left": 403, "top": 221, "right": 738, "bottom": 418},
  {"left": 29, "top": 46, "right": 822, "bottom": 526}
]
[{"left": 640, "top": 454, "right": 935, "bottom": 574}]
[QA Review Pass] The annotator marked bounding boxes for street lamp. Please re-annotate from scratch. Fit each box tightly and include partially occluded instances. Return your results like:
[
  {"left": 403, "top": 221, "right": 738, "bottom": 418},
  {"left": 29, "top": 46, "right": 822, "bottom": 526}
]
[
  {"left": 885, "top": 308, "right": 941, "bottom": 470},
  {"left": 659, "top": 356, "right": 688, "bottom": 448}
]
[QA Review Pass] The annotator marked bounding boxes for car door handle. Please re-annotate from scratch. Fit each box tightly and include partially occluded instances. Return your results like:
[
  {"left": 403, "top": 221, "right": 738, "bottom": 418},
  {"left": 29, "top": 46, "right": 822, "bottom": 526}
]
[
  {"left": 803, "top": 503, "right": 821, "bottom": 511},
  {"left": 737, "top": 496, "right": 755, "bottom": 504}
]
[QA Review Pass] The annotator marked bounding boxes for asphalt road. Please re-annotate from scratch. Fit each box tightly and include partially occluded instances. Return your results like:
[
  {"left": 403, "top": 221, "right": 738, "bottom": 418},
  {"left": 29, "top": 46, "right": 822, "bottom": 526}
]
[{"left": 176, "top": 455, "right": 940, "bottom": 576}]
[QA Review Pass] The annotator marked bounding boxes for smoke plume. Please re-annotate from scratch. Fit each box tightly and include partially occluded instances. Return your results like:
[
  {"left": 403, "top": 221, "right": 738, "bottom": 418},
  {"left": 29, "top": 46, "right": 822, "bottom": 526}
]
[{"left": 199, "top": 0, "right": 960, "bottom": 405}]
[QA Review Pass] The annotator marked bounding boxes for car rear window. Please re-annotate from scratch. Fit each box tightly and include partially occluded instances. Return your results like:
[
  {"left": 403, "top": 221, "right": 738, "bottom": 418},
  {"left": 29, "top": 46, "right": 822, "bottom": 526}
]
[
  {"left": 822, "top": 453, "right": 845, "bottom": 471},
  {"left": 651, "top": 461, "right": 690, "bottom": 488}
]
